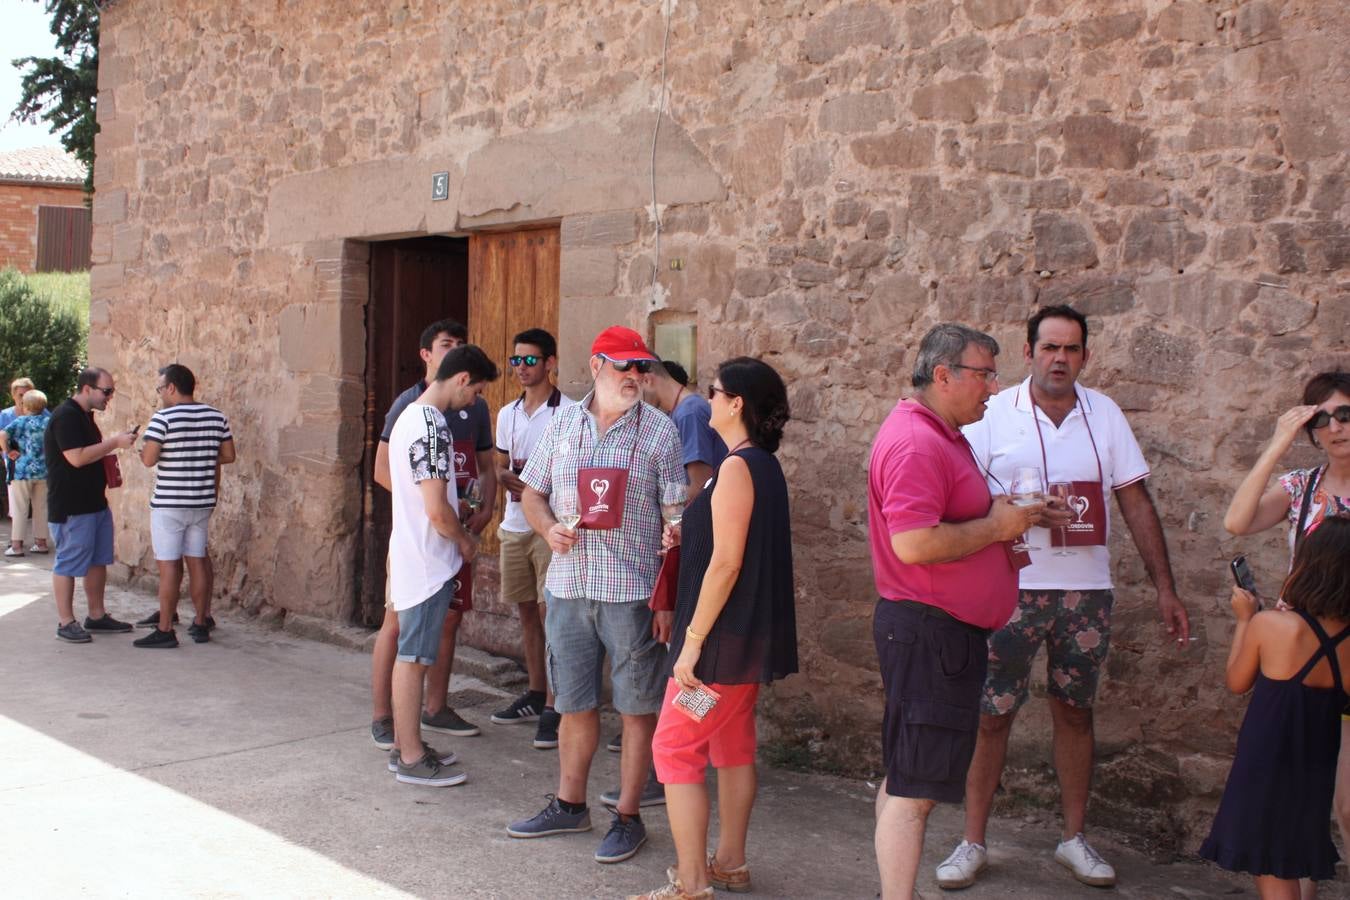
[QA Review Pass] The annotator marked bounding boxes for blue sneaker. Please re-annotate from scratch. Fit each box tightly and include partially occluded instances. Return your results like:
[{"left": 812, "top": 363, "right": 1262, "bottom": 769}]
[
  {"left": 600, "top": 771, "right": 665, "bottom": 809},
  {"left": 507, "top": 795, "right": 592, "bottom": 838},
  {"left": 594, "top": 812, "right": 647, "bottom": 864}
]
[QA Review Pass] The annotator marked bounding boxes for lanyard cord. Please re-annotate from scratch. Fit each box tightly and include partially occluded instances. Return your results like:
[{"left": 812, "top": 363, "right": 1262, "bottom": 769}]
[
  {"left": 509, "top": 390, "right": 558, "bottom": 462},
  {"left": 1024, "top": 384, "right": 1104, "bottom": 487}
]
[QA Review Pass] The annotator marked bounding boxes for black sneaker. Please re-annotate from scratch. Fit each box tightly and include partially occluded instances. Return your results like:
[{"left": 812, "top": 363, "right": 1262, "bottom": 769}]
[
  {"left": 133, "top": 627, "right": 179, "bottom": 649},
  {"left": 491, "top": 692, "right": 545, "bottom": 724},
  {"left": 533, "top": 709, "right": 561, "bottom": 750},
  {"left": 187, "top": 622, "right": 210, "bottom": 643},
  {"left": 56, "top": 621, "right": 92, "bottom": 643},
  {"left": 204, "top": 615, "right": 217, "bottom": 631},
  {"left": 421, "top": 708, "right": 481, "bottom": 736},
  {"left": 84, "top": 614, "right": 133, "bottom": 633},
  {"left": 136, "top": 610, "right": 179, "bottom": 628},
  {"left": 607, "top": 731, "right": 622, "bottom": 753}
]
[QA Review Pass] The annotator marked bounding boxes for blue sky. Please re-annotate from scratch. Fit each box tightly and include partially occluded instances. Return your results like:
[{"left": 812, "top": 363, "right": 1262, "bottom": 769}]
[{"left": 0, "top": 0, "right": 66, "bottom": 152}]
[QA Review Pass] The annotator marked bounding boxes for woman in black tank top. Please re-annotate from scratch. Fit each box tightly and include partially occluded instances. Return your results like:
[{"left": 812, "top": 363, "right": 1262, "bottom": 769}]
[{"left": 635, "top": 358, "right": 796, "bottom": 900}]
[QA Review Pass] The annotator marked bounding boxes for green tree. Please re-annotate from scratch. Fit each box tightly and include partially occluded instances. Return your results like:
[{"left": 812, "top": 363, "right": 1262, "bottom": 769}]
[
  {"left": 0, "top": 268, "right": 87, "bottom": 402},
  {"left": 11, "top": 1, "right": 99, "bottom": 194}
]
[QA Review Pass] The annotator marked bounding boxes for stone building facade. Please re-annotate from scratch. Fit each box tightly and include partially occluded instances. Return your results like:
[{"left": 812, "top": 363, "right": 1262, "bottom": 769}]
[{"left": 91, "top": 0, "right": 1347, "bottom": 848}]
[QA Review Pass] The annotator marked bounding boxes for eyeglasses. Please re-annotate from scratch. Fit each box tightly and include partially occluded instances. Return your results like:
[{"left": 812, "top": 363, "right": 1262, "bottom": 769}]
[
  {"left": 154, "top": 383, "right": 169, "bottom": 393},
  {"left": 949, "top": 364, "right": 1000, "bottom": 385},
  {"left": 601, "top": 355, "right": 654, "bottom": 374},
  {"left": 94, "top": 385, "right": 115, "bottom": 397},
  {"left": 708, "top": 385, "right": 738, "bottom": 401},
  {"left": 1310, "top": 405, "right": 1350, "bottom": 430},
  {"left": 509, "top": 355, "right": 543, "bottom": 367}
]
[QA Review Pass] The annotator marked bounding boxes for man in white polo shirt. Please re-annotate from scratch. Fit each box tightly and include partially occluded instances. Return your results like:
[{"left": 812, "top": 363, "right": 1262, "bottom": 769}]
[
  {"left": 939, "top": 305, "right": 1191, "bottom": 890},
  {"left": 489, "top": 328, "right": 576, "bottom": 750}
]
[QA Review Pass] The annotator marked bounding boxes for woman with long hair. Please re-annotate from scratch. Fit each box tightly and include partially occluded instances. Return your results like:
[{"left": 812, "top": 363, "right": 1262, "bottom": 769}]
[{"left": 629, "top": 357, "right": 797, "bottom": 900}]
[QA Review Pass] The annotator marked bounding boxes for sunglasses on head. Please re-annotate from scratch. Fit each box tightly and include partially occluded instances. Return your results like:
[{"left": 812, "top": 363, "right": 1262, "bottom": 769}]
[
  {"left": 509, "top": 355, "right": 543, "bottom": 367},
  {"left": 1310, "top": 405, "right": 1350, "bottom": 430},
  {"left": 602, "top": 355, "right": 654, "bottom": 374}
]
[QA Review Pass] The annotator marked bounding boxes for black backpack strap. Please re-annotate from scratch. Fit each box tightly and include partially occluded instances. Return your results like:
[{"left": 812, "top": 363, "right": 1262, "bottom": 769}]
[{"left": 1294, "top": 466, "right": 1322, "bottom": 555}]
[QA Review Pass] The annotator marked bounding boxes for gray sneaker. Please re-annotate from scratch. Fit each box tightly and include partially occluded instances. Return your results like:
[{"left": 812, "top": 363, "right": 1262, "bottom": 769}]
[
  {"left": 421, "top": 707, "right": 481, "bottom": 736},
  {"left": 387, "top": 744, "right": 458, "bottom": 772},
  {"left": 594, "top": 812, "right": 647, "bottom": 864},
  {"left": 394, "top": 751, "right": 467, "bottom": 787},
  {"left": 57, "top": 621, "right": 92, "bottom": 643},
  {"left": 371, "top": 716, "right": 395, "bottom": 750},
  {"left": 600, "top": 772, "right": 665, "bottom": 809},
  {"left": 507, "top": 795, "right": 593, "bottom": 838}
]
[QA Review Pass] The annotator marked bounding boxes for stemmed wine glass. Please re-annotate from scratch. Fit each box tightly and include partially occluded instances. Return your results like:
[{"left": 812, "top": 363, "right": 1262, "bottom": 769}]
[
  {"left": 1009, "top": 466, "right": 1044, "bottom": 552},
  {"left": 660, "top": 482, "right": 686, "bottom": 555},
  {"left": 1048, "top": 482, "right": 1075, "bottom": 556},
  {"left": 463, "top": 478, "right": 483, "bottom": 518},
  {"left": 554, "top": 486, "right": 580, "bottom": 549}
]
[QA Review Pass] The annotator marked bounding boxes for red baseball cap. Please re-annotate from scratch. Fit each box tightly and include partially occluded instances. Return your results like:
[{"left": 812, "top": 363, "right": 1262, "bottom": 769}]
[{"left": 591, "top": 326, "right": 657, "bottom": 362}]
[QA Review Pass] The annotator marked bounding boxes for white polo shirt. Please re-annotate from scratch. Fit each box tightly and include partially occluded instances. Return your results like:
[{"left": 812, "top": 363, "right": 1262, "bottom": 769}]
[
  {"left": 963, "top": 378, "right": 1150, "bottom": 590},
  {"left": 494, "top": 387, "right": 577, "bottom": 533}
]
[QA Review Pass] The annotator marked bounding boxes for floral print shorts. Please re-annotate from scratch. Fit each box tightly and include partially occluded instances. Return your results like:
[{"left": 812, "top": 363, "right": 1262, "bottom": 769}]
[{"left": 981, "top": 589, "right": 1113, "bottom": 715}]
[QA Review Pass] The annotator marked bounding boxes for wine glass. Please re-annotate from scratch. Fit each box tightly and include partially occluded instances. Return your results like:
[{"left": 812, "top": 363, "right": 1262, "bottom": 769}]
[
  {"left": 554, "top": 487, "right": 580, "bottom": 544},
  {"left": 1048, "top": 482, "right": 1074, "bottom": 556},
  {"left": 463, "top": 478, "right": 483, "bottom": 515},
  {"left": 1008, "top": 466, "right": 1044, "bottom": 552},
  {"left": 660, "top": 482, "right": 687, "bottom": 528}
]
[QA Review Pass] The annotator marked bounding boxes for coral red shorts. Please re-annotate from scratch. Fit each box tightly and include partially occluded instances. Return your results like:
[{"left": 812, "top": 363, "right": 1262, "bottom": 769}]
[{"left": 652, "top": 679, "right": 760, "bottom": 784}]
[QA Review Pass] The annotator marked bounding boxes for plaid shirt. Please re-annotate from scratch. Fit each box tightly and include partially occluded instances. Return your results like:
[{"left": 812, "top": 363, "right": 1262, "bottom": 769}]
[{"left": 522, "top": 394, "right": 684, "bottom": 602}]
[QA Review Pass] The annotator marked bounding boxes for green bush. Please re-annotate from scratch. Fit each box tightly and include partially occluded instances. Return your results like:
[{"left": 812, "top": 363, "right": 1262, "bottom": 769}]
[{"left": 0, "top": 268, "right": 87, "bottom": 403}]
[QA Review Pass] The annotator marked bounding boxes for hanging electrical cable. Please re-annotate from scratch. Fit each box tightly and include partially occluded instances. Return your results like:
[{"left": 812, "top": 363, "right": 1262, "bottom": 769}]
[{"left": 649, "top": 0, "right": 673, "bottom": 296}]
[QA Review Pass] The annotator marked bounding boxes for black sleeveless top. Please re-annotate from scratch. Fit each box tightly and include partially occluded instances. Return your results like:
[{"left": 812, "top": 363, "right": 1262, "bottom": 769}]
[{"left": 666, "top": 446, "right": 798, "bottom": 685}]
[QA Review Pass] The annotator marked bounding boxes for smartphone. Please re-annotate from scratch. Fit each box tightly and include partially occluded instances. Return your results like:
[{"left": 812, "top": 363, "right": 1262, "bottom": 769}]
[{"left": 1230, "top": 555, "right": 1262, "bottom": 608}]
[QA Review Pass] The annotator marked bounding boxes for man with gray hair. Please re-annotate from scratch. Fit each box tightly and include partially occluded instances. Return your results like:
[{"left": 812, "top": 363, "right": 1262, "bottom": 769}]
[{"left": 866, "top": 323, "right": 1042, "bottom": 899}]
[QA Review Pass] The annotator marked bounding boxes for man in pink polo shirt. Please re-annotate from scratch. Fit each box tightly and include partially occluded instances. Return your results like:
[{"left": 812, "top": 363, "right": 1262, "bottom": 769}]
[{"left": 867, "top": 323, "right": 1043, "bottom": 900}]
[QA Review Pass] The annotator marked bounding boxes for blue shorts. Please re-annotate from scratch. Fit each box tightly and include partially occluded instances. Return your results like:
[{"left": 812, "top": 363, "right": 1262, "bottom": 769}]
[
  {"left": 544, "top": 591, "right": 667, "bottom": 716},
  {"left": 51, "top": 508, "right": 115, "bottom": 578},
  {"left": 395, "top": 580, "right": 455, "bottom": 666}
]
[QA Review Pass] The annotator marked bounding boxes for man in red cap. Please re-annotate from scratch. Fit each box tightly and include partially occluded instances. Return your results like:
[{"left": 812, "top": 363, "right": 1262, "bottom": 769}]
[{"left": 507, "top": 326, "right": 685, "bottom": 866}]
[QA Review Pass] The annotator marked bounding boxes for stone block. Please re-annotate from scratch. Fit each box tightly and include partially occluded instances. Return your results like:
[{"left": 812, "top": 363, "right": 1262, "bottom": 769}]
[
  {"left": 962, "top": 0, "right": 1029, "bottom": 30},
  {"left": 1062, "top": 116, "right": 1145, "bottom": 170},
  {"left": 559, "top": 247, "right": 619, "bottom": 296},
  {"left": 1239, "top": 286, "right": 1316, "bottom": 336},
  {"left": 1078, "top": 12, "right": 1142, "bottom": 49},
  {"left": 89, "top": 263, "right": 126, "bottom": 295},
  {"left": 277, "top": 303, "right": 348, "bottom": 375},
  {"left": 1185, "top": 119, "right": 1260, "bottom": 152},
  {"left": 842, "top": 241, "right": 887, "bottom": 270},
  {"left": 733, "top": 268, "right": 779, "bottom": 298},
  {"left": 1128, "top": 325, "right": 1199, "bottom": 385},
  {"left": 995, "top": 67, "right": 1049, "bottom": 115},
  {"left": 791, "top": 261, "right": 838, "bottom": 286},
  {"left": 995, "top": 33, "right": 1050, "bottom": 61},
  {"left": 1030, "top": 178, "right": 1079, "bottom": 209},
  {"left": 856, "top": 274, "right": 926, "bottom": 336},
  {"left": 560, "top": 210, "right": 640, "bottom": 248},
  {"left": 1153, "top": 2, "right": 1216, "bottom": 44},
  {"left": 1309, "top": 221, "right": 1350, "bottom": 272},
  {"left": 818, "top": 93, "right": 894, "bottom": 133},
  {"left": 1278, "top": 100, "right": 1343, "bottom": 161},
  {"left": 1122, "top": 209, "right": 1206, "bottom": 270},
  {"left": 791, "top": 142, "right": 832, "bottom": 187},
  {"left": 1038, "top": 275, "right": 1135, "bottom": 316},
  {"left": 1234, "top": 1, "right": 1281, "bottom": 49},
  {"left": 729, "top": 118, "right": 785, "bottom": 199},
  {"left": 911, "top": 75, "right": 989, "bottom": 123},
  {"left": 802, "top": 2, "right": 894, "bottom": 63},
  {"left": 1032, "top": 212, "right": 1099, "bottom": 271},
  {"left": 937, "top": 34, "right": 990, "bottom": 72},
  {"left": 1214, "top": 167, "right": 1286, "bottom": 223},
  {"left": 909, "top": 175, "right": 990, "bottom": 239},
  {"left": 850, "top": 128, "right": 936, "bottom": 169},
  {"left": 974, "top": 143, "right": 1036, "bottom": 177},
  {"left": 1103, "top": 179, "right": 1167, "bottom": 207},
  {"left": 92, "top": 188, "right": 128, "bottom": 226},
  {"left": 662, "top": 242, "right": 736, "bottom": 311},
  {"left": 831, "top": 199, "right": 868, "bottom": 227},
  {"left": 299, "top": 374, "right": 365, "bottom": 419},
  {"left": 865, "top": 210, "right": 892, "bottom": 238},
  {"left": 1216, "top": 227, "right": 1256, "bottom": 263},
  {"left": 1268, "top": 224, "right": 1307, "bottom": 274},
  {"left": 905, "top": 1, "right": 954, "bottom": 48}
]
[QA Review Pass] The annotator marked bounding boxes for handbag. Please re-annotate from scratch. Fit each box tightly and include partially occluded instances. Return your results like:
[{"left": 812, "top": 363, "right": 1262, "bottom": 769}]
[{"left": 102, "top": 453, "right": 123, "bottom": 489}]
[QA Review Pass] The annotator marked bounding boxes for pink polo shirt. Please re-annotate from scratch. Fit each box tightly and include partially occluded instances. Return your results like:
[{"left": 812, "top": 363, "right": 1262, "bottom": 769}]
[{"left": 867, "top": 398, "right": 1018, "bottom": 630}]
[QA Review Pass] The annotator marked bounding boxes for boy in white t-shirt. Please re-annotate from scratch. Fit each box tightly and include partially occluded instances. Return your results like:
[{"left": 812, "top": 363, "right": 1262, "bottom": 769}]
[{"left": 386, "top": 345, "right": 498, "bottom": 787}]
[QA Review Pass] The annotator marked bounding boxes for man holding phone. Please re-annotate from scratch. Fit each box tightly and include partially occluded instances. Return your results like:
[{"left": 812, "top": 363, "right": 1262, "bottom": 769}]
[
  {"left": 949, "top": 305, "right": 1190, "bottom": 889},
  {"left": 134, "top": 364, "right": 236, "bottom": 648},
  {"left": 46, "top": 367, "right": 139, "bottom": 643}
]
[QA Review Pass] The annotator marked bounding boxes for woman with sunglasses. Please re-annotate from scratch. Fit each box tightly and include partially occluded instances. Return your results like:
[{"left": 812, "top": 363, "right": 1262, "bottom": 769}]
[
  {"left": 630, "top": 358, "right": 797, "bottom": 900},
  {"left": 1224, "top": 370, "right": 1350, "bottom": 898}
]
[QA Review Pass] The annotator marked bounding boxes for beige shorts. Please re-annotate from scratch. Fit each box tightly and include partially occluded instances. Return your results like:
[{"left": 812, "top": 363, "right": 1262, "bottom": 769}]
[{"left": 498, "top": 526, "right": 552, "bottom": 605}]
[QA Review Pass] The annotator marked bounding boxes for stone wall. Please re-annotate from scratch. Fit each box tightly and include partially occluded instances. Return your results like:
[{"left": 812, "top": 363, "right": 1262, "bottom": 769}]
[
  {"left": 0, "top": 182, "right": 87, "bottom": 273},
  {"left": 92, "top": 0, "right": 1348, "bottom": 849}
]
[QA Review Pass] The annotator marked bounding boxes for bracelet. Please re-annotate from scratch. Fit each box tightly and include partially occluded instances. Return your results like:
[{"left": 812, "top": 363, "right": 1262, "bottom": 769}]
[{"left": 686, "top": 626, "right": 707, "bottom": 642}]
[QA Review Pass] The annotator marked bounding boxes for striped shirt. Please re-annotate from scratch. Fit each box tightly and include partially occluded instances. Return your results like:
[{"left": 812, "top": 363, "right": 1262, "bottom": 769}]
[
  {"left": 142, "top": 403, "right": 233, "bottom": 509},
  {"left": 521, "top": 395, "right": 684, "bottom": 603}
]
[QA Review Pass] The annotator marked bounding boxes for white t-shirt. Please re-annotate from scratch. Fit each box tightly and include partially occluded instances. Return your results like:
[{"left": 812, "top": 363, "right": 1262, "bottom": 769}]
[
  {"left": 388, "top": 403, "right": 463, "bottom": 610},
  {"left": 963, "top": 379, "right": 1150, "bottom": 590},
  {"left": 494, "top": 388, "right": 576, "bottom": 533}
]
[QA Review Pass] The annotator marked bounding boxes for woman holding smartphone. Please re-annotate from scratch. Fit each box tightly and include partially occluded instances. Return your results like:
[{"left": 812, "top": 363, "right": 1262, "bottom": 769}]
[
  {"left": 1224, "top": 370, "right": 1350, "bottom": 897},
  {"left": 629, "top": 358, "right": 797, "bottom": 900}
]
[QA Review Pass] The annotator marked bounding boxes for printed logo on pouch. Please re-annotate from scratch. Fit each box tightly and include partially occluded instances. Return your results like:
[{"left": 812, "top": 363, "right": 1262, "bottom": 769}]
[
  {"left": 453, "top": 451, "right": 468, "bottom": 470},
  {"left": 588, "top": 478, "right": 611, "bottom": 514},
  {"left": 1067, "top": 495, "right": 1093, "bottom": 532}
]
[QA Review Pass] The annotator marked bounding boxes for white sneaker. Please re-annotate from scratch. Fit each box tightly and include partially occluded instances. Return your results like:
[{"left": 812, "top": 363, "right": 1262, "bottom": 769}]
[
  {"left": 1054, "top": 833, "right": 1116, "bottom": 886},
  {"left": 935, "top": 839, "right": 987, "bottom": 889}
]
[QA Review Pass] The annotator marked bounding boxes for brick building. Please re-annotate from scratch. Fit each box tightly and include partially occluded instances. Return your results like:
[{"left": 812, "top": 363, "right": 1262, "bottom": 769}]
[
  {"left": 89, "top": 0, "right": 1347, "bottom": 846},
  {"left": 0, "top": 147, "right": 90, "bottom": 273}
]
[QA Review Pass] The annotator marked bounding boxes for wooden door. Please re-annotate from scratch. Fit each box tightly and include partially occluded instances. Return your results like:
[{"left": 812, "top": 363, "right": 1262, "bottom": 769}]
[
  {"left": 468, "top": 227, "right": 561, "bottom": 552},
  {"left": 359, "top": 237, "right": 469, "bottom": 625}
]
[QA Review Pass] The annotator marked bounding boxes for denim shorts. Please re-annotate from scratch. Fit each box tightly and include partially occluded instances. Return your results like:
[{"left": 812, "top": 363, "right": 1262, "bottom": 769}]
[
  {"left": 874, "top": 598, "right": 988, "bottom": 804},
  {"left": 51, "top": 508, "right": 115, "bottom": 577},
  {"left": 150, "top": 507, "right": 213, "bottom": 561},
  {"left": 545, "top": 590, "right": 667, "bottom": 715},
  {"left": 396, "top": 579, "right": 455, "bottom": 666}
]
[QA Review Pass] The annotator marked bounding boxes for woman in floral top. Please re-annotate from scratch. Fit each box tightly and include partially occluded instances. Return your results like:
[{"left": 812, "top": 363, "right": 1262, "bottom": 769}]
[
  {"left": 1223, "top": 370, "right": 1350, "bottom": 900},
  {"left": 0, "top": 389, "right": 52, "bottom": 557}
]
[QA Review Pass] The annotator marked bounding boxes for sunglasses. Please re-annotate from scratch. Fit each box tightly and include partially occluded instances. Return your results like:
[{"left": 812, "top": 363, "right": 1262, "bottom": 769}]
[
  {"left": 94, "top": 386, "right": 115, "bottom": 397},
  {"left": 601, "top": 355, "right": 654, "bottom": 374},
  {"left": 1309, "top": 405, "right": 1350, "bottom": 430},
  {"left": 708, "top": 385, "right": 738, "bottom": 400},
  {"left": 508, "top": 355, "right": 543, "bottom": 367}
]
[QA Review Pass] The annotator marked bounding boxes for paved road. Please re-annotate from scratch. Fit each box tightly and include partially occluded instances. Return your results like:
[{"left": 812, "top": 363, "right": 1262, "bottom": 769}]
[{"left": 0, "top": 536, "right": 1269, "bottom": 898}]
